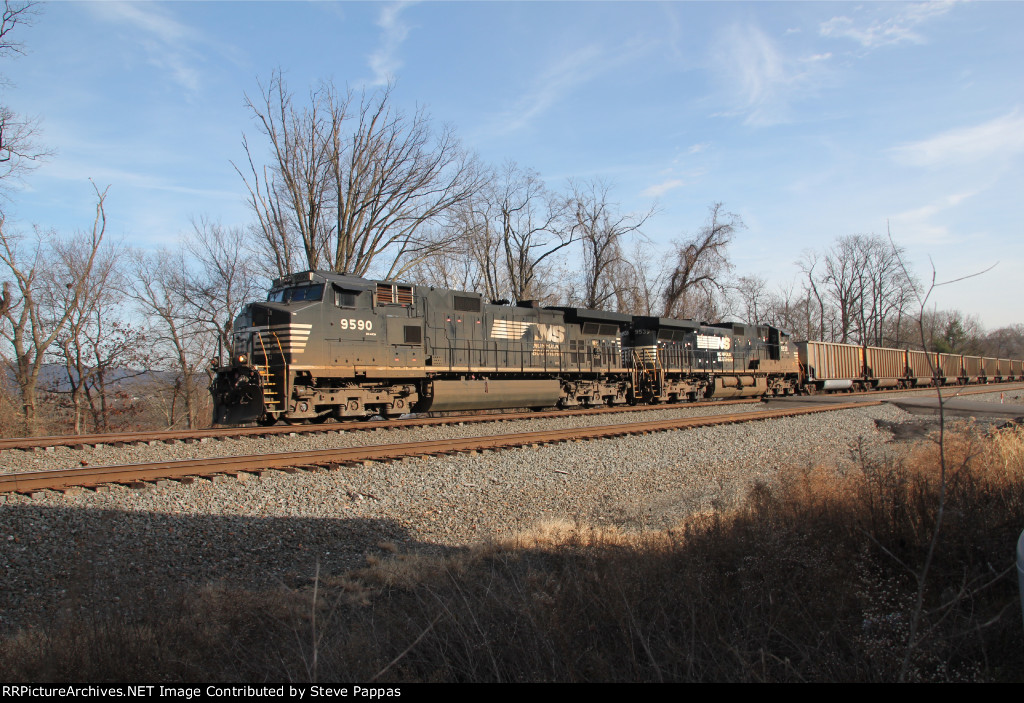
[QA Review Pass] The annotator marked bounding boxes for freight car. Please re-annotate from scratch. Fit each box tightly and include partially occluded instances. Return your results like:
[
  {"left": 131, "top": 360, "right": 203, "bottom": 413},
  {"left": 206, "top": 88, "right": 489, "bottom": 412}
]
[
  {"left": 209, "top": 271, "right": 800, "bottom": 425},
  {"left": 796, "top": 342, "right": 1024, "bottom": 391},
  {"left": 210, "top": 271, "right": 1024, "bottom": 425}
]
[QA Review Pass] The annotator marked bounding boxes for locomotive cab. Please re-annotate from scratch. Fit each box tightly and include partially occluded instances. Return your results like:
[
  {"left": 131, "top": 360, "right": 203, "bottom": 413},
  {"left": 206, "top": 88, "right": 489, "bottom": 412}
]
[{"left": 213, "top": 272, "right": 383, "bottom": 424}]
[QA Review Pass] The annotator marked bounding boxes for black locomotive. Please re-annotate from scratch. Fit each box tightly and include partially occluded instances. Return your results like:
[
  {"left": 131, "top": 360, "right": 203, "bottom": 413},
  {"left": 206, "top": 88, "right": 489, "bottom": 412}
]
[{"left": 209, "top": 270, "right": 800, "bottom": 425}]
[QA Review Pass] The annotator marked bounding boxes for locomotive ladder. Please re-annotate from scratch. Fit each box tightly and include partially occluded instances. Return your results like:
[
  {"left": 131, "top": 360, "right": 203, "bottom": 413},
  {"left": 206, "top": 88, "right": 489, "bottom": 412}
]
[
  {"left": 630, "top": 348, "right": 664, "bottom": 401},
  {"left": 254, "top": 330, "right": 286, "bottom": 413}
]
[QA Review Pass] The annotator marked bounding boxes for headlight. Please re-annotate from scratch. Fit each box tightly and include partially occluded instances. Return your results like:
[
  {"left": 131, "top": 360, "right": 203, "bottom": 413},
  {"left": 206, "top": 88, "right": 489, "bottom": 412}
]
[{"left": 236, "top": 353, "right": 248, "bottom": 365}]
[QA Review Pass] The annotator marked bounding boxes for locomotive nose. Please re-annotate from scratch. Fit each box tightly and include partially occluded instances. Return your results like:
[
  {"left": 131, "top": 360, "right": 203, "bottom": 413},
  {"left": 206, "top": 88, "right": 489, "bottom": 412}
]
[{"left": 246, "top": 302, "right": 291, "bottom": 327}]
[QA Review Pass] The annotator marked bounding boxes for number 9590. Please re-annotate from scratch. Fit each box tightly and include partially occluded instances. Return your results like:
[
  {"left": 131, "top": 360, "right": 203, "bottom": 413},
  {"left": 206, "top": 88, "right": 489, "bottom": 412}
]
[{"left": 340, "top": 318, "right": 372, "bottom": 331}]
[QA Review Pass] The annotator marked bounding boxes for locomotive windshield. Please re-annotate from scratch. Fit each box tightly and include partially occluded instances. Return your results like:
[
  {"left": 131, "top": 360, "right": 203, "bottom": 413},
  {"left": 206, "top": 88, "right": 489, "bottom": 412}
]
[{"left": 267, "top": 284, "right": 324, "bottom": 303}]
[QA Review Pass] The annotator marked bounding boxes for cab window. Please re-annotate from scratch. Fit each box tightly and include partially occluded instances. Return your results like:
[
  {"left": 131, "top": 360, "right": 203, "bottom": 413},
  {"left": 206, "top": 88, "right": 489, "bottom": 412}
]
[
  {"left": 267, "top": 284, "right": 324, "bottom": 303},
  {"left": 334, "top": 288, "right": 358, "bottom": 308}
]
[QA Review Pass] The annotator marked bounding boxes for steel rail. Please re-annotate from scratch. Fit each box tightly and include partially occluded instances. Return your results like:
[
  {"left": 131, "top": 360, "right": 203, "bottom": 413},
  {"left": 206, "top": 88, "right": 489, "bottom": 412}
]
[
  {"left": 0, "top": 398, "right": 762, "bottom": 451},
  {"left": 0, "top": 401, "right": 883, "bottom": 495},
  {"left": 1, "top": 382, "right": 1019, "bottom": 453}
]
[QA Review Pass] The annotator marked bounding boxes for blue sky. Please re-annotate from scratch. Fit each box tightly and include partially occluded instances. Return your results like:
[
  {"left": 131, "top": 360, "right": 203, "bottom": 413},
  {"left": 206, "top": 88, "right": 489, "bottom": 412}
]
[{"left": 2, "top": 1, "right": 1022, "bottom": 327}]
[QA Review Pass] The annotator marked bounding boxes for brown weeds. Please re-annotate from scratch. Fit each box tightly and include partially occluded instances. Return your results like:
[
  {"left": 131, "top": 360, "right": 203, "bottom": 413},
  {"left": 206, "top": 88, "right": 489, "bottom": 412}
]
[{"left": 2, "top": 425, "right": 1022, "bottom": 682}]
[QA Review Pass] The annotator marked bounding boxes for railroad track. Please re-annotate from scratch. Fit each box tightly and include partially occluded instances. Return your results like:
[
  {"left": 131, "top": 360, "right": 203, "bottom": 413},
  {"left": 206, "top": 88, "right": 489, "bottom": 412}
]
[
  {"left": 0, "top": 399, "right": 892, "bottom": 495},
  {"left": 0, "top": 398, "right": 758, "bottom": 452},
  {"left": 3, "top": 382, "right": 1019, "bottom": 454}
]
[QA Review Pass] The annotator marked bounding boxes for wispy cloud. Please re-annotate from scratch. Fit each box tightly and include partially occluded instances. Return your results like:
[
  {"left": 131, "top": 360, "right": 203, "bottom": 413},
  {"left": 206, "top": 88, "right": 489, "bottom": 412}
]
[
  {"left": 88, "top": 1, "right": 219, "bottom": 93},
  {"left": 890, "top": 112, "right": 1024, "bottom": 166},
  {"left": 367, "top": 2, "right": 414, "bottom": 86},
  {"left": 39, "top": 156, "right": 239, "bottom": 201},
  {"left": 889, "top": 189, "right": 979, "bottom": 246},
  {"left": 485, "top": 34, "right": 654, "bottom": 136},
  {"left": 640, "top": 178, "right": 685, "bottom": 198},
  {"left": 820, "top": 1, "right": 955, "bottom": 49},
  {"left": 492, "top": 45, "right": 607, "bottom": 134},
  {"left": 711, "top": 24, "right": 830, "bottom": 126}
]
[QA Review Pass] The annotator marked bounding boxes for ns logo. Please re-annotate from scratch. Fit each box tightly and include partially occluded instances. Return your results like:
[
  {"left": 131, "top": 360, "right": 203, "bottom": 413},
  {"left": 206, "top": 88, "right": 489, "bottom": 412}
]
[{"left": 535, "top": 324, "right": 565, "bottom": 343}]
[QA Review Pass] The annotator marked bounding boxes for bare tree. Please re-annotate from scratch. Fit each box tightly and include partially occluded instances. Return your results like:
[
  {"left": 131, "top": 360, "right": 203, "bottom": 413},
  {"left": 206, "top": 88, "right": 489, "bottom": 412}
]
[
  {"left": 237, "top": 71, "right": 483, "bottom": 280},
  {"left": 0, "top": 1, "right": 37, "bottom": 61},
  {"left": 0, "top": 2, "right": 49, "bottom": 202},
  {"left": 126, "top": 249, "right": 213, "bottom": 429},
  {"left": 49, "top": 237, "right": 124, "bottom": 433},
  {"left": 820, "top": 235, "right": 865, "bottom": 343},
  {"left": 801, "top": 234, "right": 918, "bottom": 345},
  {"left": 0, "top": 105, "right": 46, "bottom": 190},
  {"left": 850, "top": 234, "right": 917, "bottom": 346},
  {"left": 406, "top": 220, "right": 486, "bottom": 293},
  {"left": 613, "top": 239, "right": 665, "bottom": 315},
  {"left": 494, "top": 163, "right": 574, "bottom": 303},
  {"left": 64, "top": 312, "right": 149, "bottom": 434},
  {"left": 184, "top": 216, "right": 264, "bottom": 360},
  {"left": 734, "top": 274, "right": 768, "bottom": 324},
  {"left": 759, "top": 280, "right": 804, "bottom": 333},
  {"left": 430, "top": 162, "right": 573, "bottom": 304},
  {"left": 568, "top": 178, "right": 653, "bottom": 310},
  {"left": 0, "top": 184, "right": 108, "bottom": 434},
  {"left": 796, "top": 249, "right": 829, "bottom": 341},
  {"left": 922, "top": 308, "right": 985, "bottom": 354},
  {"left": 451, "top": 186, "right": 505, "bottom": 300},
  {"left": 982, "top": 323, "right": 1024, "bottom": 359},
  {"left": 661, "top": 202, "right": 741, "bottom": 319}
]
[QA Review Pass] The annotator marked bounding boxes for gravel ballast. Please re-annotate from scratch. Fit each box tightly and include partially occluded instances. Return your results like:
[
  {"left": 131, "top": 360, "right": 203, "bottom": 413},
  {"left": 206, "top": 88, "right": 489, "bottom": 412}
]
[{"left": 0, "top": 389, "right": 1020, "bottom": 634}]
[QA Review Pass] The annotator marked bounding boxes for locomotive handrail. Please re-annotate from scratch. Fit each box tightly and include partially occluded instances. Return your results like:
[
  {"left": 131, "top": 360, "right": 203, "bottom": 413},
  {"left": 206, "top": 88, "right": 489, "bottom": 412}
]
[
  {"left": 255, "top": 331, "right": 271, "bottom": 369},
  {"left": 271, "top": 330, "right": 285, "bottom": 358}
]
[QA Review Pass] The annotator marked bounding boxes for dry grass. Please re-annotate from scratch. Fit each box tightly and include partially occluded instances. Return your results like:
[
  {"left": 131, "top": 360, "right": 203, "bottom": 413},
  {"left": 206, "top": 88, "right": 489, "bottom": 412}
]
[{"left": 2, "top": 424, "right": 1023, "bottom": 682}]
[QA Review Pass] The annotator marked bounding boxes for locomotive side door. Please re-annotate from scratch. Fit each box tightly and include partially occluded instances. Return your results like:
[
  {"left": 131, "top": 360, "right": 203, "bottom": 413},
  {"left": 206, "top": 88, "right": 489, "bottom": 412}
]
[
  {"left": 385, "top": 315, "right": 424, "bottom": 370},
  {"left": 326, "top": 286, "right": 379, "bottom": 370},
  {"left": 767, "top": 326, "right": 781, "bottom": 360},
  {"left": 422, "top": 290, "right": 450, "bottom": 371}
]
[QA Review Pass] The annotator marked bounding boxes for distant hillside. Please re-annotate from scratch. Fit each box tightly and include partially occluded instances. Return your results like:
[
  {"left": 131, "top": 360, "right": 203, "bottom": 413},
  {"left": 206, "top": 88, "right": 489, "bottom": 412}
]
[{"left": 4, "top": 364, "right": 201, "bottom": 395}]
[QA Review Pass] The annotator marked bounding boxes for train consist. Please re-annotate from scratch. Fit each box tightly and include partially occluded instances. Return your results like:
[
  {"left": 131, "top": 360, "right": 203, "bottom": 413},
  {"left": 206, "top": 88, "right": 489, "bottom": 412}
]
[{"left": 210, "top": 271, "right": 1023, "bottom": 425}]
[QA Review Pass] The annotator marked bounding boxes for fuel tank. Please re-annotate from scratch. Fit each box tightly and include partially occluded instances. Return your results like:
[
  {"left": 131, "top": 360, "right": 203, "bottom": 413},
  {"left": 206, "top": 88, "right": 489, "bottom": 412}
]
[
  {"left": 707, "top": 375, "right": 768, "bottom": 398},
  {"left": 420, "top": 379, "right": 562, "bottom": 412}
]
